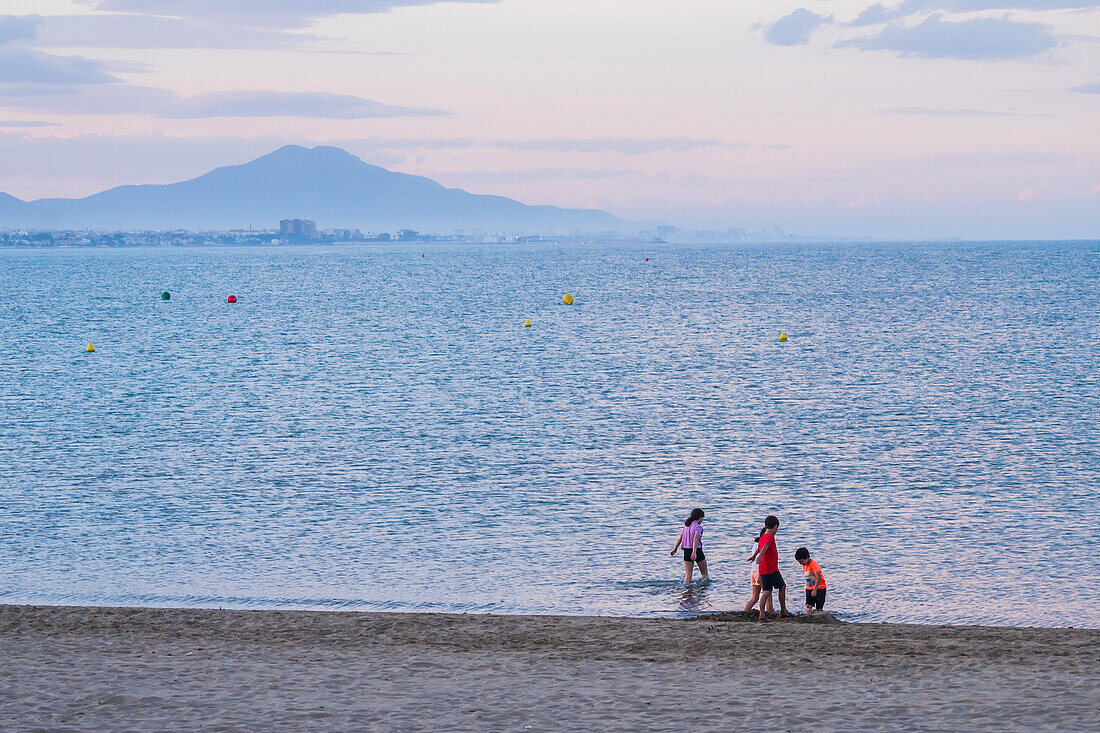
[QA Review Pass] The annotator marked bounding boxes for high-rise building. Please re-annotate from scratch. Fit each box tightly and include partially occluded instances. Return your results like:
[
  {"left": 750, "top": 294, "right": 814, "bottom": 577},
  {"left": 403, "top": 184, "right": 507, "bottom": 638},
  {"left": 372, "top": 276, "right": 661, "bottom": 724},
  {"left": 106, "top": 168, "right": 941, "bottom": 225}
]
[{"left": 279, "top": 219, "right": 318, "bottom": 239}]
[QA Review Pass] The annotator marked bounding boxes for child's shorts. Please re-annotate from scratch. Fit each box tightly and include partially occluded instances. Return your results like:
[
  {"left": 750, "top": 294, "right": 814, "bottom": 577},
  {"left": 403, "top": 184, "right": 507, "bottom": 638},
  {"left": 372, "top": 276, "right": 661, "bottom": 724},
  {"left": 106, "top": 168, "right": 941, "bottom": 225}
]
[
  {"left": 805, "top": 587, "right": 827, "bottom": 610},
  {"left": 683, "top": 548, "right": 705, "bottom": 562},
  {"left": 750, "top": 569, "right": 760, "bottom": 587},
  {"left": 759, "top": 571, "right": 785, "bottom": 592}
]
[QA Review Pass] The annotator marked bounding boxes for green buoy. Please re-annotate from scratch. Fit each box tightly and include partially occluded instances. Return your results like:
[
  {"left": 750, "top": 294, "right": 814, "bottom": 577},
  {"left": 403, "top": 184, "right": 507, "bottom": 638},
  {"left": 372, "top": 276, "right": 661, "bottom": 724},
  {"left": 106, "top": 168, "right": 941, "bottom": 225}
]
[{"left": 161, "top": 291, "right": 171, "bottom": 300}]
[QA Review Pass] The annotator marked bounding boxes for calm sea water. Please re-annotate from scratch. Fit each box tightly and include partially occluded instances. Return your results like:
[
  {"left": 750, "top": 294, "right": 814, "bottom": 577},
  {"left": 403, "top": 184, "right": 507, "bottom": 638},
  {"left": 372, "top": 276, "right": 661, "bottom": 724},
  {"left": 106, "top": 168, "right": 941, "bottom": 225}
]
[{"left": 0, "top": 241, "right": 1097, "bottom": 628}]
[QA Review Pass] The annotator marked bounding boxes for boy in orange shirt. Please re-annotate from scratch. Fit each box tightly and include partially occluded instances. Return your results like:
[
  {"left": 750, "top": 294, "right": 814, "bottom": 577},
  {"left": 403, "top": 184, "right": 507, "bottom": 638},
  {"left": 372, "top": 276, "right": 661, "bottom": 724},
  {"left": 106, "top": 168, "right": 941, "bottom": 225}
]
[{"left": 794, "top": 547, "right": 827, "bottom": 614}]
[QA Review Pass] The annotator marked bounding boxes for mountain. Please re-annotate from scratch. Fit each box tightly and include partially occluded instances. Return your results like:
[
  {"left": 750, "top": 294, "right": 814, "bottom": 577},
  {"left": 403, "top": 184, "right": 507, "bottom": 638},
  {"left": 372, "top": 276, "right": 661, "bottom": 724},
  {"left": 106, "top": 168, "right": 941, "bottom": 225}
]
[{"left": 0, "top": 145, "right": 625, "bottom": 233}]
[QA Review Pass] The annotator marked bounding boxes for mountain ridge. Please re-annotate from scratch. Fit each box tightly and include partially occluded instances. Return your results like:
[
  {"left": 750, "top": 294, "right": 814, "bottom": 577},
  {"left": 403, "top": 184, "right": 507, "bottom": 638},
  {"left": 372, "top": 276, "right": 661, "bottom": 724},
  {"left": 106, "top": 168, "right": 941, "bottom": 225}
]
[{"left": 0, "top": 145, "right": 625, "bottom": 233}]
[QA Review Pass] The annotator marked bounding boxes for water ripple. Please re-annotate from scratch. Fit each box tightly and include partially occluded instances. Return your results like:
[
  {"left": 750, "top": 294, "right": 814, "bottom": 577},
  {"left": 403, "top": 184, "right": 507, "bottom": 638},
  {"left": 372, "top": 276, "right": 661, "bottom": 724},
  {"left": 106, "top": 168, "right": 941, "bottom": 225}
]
[{"left": 0, "top": 241, "right": 1097, "bottom": 628}]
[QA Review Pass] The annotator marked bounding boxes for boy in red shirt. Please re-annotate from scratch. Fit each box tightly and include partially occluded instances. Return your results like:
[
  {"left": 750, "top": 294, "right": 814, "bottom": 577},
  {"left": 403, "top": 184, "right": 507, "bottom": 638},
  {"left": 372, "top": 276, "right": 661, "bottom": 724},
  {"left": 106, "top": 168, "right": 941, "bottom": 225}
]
[
  {"left": 748, "top": 515, "right": 789, "bottom": 620},
  {"left": 795, "top": 547, "right": 827, "bottom": 614}
]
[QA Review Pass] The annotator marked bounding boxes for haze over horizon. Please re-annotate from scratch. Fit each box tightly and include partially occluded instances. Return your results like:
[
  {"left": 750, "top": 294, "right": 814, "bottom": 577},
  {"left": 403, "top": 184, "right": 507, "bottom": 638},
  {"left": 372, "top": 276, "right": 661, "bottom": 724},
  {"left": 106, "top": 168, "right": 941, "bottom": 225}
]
[
  {"left": 0, "top": 1, "right": 1098, "bottom": 238},
  {"left": 0, "top": 143, "right": 629, "bottom": 233}
]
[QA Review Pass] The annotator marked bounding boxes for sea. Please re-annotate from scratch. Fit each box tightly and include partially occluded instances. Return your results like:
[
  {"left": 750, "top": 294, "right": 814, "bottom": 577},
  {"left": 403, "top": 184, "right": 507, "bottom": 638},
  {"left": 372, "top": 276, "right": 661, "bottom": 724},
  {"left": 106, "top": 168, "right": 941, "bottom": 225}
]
[{"left": 0, "top": 241, "right": 1097, "bottom": 628}]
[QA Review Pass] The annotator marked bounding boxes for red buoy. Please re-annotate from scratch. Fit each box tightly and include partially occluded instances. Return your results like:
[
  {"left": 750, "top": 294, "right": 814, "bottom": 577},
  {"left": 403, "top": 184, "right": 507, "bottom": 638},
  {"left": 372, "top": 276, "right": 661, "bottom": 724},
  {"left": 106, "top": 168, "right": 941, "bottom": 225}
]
[
  {"left": 227, "top": 295, "right": 238, "bottom": 304},
  {"left": 645, "top": 257, "right": 649, "bottom": 262}
]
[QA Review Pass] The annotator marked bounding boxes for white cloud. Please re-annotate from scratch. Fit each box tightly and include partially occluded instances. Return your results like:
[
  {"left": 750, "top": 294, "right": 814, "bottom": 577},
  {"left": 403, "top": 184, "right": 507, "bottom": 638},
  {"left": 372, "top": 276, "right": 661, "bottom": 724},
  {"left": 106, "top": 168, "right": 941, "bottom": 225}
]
[
  {"left": 0, "top": 14, "right": 41, "bottom": 44},
  {"left": 902, "top": 151, "right": 1074, "bottom": 170},
  {"left": 0, "top": 119, "right": 58, "bottom": 126},
  {"left": 0, "top": 47, "right": 118, "bottom": 86},
  {"left": 839, "top": 13, "right": 1057, "bottom": 59},
  {"left": 854, "top": 0, "right": 1099, "bottom": 25},
  {"left": 765, "top": 9, "right": 828, "bottom": 46},
  {"left": 880, "top": 106, "right": 1040, "bottom": 115},
  {"left": 76, "top": 0, "right": 502, "bottom": 28},
  {"left": 852, "top": 4, "right": 898, "bottom": 26},
  {"left": 902, "top": 0, "right": 1098, "bottom": 11},
  {"left": 35, "top": 13, "right": 327, "bottom": 50},
  {"left": 0, "top": 84, "right": 176, "bottom": 113},
  {"left": 0, "top": 86, "right": 445, "bottom": 118},
  {"left": 481, "top": 138, "right": 727, "bottom": 154},
  {"left": 0, "top": 16, "right": 122, "bottom": 91},
  {"left": 159, "top": 90, "right": 444, "bottom": 118}
]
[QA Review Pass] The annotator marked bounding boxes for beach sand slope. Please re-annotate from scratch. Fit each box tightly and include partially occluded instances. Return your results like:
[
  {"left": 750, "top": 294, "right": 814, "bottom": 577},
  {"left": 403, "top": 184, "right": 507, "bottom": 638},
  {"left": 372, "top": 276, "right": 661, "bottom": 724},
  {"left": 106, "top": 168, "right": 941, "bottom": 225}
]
[{"left": 1, "top": 605, "right": 1097, "bottom": 731}]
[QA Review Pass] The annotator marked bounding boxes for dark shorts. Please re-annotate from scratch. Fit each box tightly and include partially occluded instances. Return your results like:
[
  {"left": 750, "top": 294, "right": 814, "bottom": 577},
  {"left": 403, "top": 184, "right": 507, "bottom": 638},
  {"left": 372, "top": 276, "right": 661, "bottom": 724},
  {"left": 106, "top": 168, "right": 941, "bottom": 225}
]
[
  {"left": 759, "top": 571, "right": 785, "bottom": 592},
  {"left": 683, "top": 548, "right": 705, "bottom": 562},
  {"left": 805, "top": 587, "right": 827, "bottom": 610}
]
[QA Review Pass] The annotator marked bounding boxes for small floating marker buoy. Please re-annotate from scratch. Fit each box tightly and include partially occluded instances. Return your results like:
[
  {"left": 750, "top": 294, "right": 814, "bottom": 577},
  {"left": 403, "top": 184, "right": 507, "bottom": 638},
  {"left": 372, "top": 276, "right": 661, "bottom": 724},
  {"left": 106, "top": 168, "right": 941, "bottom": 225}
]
[
  {"left": 779, "top": 332, "right": 788, "bottom": 342},
  {"left": 523, "top": 319, "right": 532, "bottom": 327},
  {"left": 645, "top": 257, "right": 649, "bottom": 262},
  {"left": 227, "top": 295, "right": 238, "bottom": 304},
  {"left": 161, "top": 291, "right": 170, "bottom": 300},
  {"left": 86, "top": 343, "right": 95, "bottom": 353},
  {"left": 562, "top": 293, "right": 574, "bottom": 305}
]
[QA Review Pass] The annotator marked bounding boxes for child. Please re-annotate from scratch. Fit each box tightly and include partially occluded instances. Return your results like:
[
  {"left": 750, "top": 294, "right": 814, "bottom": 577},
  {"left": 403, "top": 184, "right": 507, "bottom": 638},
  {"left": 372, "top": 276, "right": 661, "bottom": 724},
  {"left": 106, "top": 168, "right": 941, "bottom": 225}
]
[
  {"left": 795, "top": 547, "right": 827, "bottom": 614},
  {"left": 748, "top": 515, "right": 789, "bottom": 620},
  {"left": 743, "top": 529, "right": 768, "bottom": 613},
  {"left": 670, "top": 508, "right": 708, "bottom": 584}
]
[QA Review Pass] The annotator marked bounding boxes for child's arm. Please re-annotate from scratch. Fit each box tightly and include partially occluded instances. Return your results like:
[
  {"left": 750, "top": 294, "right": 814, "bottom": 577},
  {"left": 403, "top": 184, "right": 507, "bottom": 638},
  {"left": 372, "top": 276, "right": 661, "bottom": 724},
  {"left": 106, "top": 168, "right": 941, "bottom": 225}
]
[
  {"left": 809, "top": 569, "right": 823, "bottom": 593},
  {"left": 670, "top": 535, "right": 682, "bottom": 556}
]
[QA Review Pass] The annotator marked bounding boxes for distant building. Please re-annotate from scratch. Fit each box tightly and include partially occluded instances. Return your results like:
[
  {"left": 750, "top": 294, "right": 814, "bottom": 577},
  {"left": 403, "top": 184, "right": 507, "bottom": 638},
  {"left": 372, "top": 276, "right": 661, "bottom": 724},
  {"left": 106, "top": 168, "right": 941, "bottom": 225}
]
[
  {"left": 397, "top": 229, "right": 420, "bottom": 242},
  {"left": 656, "top": 225, "right": 677, "bottom": 240},
  {"left": 329, "top": 228, "right": 363, "bottom": 241},
  {"left": 279, "top": 219, "right": 318, "bottom": 240}
]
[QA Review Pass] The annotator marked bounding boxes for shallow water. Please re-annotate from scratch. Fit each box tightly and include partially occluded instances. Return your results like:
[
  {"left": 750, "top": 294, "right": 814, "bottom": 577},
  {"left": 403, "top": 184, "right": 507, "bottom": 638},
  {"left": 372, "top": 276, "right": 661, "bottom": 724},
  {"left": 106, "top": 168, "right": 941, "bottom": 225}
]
[{"left": 0, "top": 241, "right": 1097, "bottom": 627}]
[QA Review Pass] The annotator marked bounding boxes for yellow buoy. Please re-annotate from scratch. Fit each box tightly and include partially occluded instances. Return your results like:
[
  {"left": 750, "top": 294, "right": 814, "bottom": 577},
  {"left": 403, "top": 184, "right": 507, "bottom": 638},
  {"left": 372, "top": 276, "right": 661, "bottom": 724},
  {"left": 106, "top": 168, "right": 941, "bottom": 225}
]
[
  {"left": 779, "top": 332, "right": 788, "bottom": 342},
  {"left": 523, "top": 319, "right": 532, "bottom": 327},
  {"left": 86, "top": 343, "right": 95, "bottom": 352},
  {"left": 562, "top": 293, "right": 574, "bottom": 305}
]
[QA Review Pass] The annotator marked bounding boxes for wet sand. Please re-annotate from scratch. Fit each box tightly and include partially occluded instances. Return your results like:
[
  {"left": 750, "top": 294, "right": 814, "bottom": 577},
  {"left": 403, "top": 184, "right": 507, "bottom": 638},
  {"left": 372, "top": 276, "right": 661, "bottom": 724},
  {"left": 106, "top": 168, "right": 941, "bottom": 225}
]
[{"left": 1, "top": 604, "right": 1097, "bottom": 731}]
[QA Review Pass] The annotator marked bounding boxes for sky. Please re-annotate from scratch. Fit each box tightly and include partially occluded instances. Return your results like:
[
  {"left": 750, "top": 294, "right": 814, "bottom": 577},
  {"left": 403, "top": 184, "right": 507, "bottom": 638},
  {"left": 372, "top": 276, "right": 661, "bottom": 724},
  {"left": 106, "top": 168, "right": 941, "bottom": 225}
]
[{"left": 0, "top": 0, "right": 1098, "bottom": 238}]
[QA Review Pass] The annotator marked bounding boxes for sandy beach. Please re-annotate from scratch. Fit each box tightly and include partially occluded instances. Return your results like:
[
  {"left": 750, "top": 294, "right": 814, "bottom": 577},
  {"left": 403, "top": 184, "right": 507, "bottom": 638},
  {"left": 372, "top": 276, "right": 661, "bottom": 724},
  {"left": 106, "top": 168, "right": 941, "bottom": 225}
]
[{"left": 1, "top": 605, "right": 1097, "bottom": 731}]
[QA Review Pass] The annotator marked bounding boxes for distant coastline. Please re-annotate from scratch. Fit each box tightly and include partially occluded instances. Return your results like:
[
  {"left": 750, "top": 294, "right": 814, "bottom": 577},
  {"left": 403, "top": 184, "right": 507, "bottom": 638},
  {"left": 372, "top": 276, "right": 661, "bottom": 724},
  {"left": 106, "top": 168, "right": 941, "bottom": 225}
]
[
  {"left": 3, "top": 231, "right": 1098, "bottom": 248},
  {"left": 0, "top": 228, "right": 668, "bottom": 248}
]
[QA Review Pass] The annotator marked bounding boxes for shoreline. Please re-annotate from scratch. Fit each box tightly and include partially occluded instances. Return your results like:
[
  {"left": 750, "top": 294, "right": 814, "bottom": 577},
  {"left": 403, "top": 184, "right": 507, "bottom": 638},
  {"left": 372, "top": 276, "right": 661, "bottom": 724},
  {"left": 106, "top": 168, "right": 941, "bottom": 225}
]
[
  {"left": 3, "top": 604, "right": 1098, "bottom": 730},
  {"left": 2, "top": 599, "right": 1094, "bottom": 631}
]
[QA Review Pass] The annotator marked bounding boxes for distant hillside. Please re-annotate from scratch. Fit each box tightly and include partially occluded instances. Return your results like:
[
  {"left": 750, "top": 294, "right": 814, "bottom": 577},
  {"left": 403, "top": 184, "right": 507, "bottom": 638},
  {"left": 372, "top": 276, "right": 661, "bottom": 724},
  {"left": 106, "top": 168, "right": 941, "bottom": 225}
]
[{"left": 0, "top": 145, "right": 625, "bottom": 233}]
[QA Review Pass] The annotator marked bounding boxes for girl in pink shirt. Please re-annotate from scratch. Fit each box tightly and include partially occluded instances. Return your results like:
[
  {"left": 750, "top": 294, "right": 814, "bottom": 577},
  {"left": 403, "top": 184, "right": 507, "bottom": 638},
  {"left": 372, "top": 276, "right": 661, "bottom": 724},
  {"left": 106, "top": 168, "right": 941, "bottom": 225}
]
[{"left": 670, "top": 508, "right": 708, "bottom": 584}]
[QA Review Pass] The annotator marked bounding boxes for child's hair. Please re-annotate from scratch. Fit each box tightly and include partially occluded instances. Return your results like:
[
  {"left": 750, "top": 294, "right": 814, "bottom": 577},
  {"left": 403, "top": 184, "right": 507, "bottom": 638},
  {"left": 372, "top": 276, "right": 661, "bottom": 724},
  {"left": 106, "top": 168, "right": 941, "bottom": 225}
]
[
  {"left": 754, "top": 528, "right": 764, "bottom": 541},
  {"left": 764, "top": 515, "right": 780, "bottom": 529},
  {"left": 794, "top": 547, "right": 810, "bottom": 561},
  {"left": 685, "top": 508, "right": 705, "bottom": 526}
]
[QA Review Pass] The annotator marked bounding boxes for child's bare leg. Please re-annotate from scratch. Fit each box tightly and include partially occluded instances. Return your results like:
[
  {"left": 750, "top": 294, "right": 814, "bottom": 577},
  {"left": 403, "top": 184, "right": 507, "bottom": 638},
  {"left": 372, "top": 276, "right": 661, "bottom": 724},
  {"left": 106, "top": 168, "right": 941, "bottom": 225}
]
[
  {"left": 743, "top": 586, "right": 760, "bottom": 613},
  {"left": 778, "top": 585, "right": 790, "bottom": 615},
  {"left": 683, "top": 561, "right": 693, "bottom": 584},
  {"left": 758, "top": 591, "right": 772, "bottom": 620},
  {"left": 697, "top": 558, "right": 709, "bottom": 580}
]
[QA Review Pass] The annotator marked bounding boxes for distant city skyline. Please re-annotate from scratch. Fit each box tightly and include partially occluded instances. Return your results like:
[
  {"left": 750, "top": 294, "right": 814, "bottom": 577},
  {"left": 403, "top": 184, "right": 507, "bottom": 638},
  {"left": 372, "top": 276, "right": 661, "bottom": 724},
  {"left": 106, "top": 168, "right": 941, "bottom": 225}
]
[{"left": 0, "top": 1, "right": 1098, "bottom": 238}]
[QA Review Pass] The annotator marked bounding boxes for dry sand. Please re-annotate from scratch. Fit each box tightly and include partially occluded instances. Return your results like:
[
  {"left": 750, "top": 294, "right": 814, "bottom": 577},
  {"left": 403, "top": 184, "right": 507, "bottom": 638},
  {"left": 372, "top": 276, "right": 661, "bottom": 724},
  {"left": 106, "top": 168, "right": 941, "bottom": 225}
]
[{"left": 1, "top": 604, "right": 1097, "bottom": 732}]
